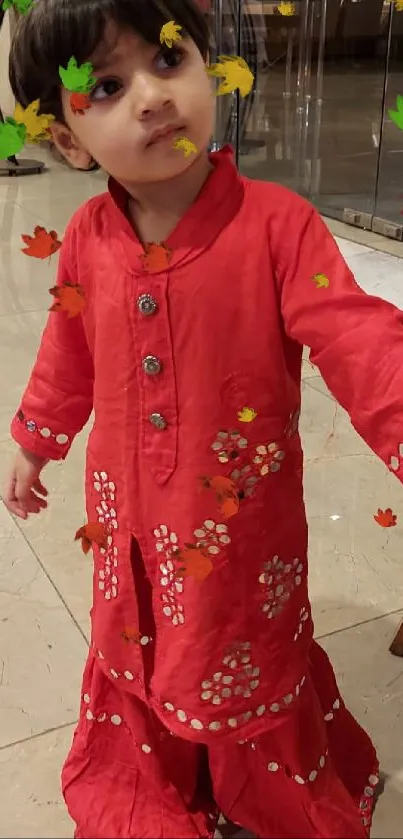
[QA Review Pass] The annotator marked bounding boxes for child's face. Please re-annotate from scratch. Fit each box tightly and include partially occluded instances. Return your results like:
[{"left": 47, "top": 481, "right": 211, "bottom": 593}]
[{"left": 52, "top": 23, "right": 215, "bottom": 185}]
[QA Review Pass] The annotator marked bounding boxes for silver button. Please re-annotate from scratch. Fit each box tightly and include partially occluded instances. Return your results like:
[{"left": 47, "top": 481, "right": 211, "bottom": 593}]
[
  {"left": 137, "top": 294, "right": 157, "bottom": 316},
  {"left": 149, "top": 412, "right": 167, "bottom": 430},
  {"left": 142, "top": 355, "right": 162, "bottom": 376}
]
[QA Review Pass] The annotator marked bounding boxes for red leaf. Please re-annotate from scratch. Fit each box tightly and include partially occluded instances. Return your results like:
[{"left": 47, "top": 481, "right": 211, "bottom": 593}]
[
  {"left": 141, "top": 243, "right": 172, "bottom": 272},
  {"left": 175, "top": 546, "right": 213, "bottom": 582},
  {"left": 21, "top": 225, "right": 62, "bottom": 259},
  {"left": 49, "top": 282, "right": 86, "bottom": 318},
  {"left": 70, "top": 92, "right": 92, "bottom": 115},
  {"left": 121, "top": 626, "right": 141, "bottom": 643},
  {"left": 75, "top": 522, "right": 108, "bottom": 554},
  {"left": 201, "top": 475, "right": 240, "bottom": 519},
  {"left": 374, "top": 508, "right": 397, "bottom": 528}
]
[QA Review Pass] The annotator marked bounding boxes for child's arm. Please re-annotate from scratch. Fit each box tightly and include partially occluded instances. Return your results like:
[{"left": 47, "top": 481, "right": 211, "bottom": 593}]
[
  {"left": 9, "top": 223, "right": 94, "bottom": 464},
  {"left": 276, "top": 195, "right": 403, "bottom": 479}
]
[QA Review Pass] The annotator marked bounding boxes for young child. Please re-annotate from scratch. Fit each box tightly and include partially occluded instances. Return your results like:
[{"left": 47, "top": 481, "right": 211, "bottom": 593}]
[{"left": 4, "top": 0, "right": 401, "bottom": 836}]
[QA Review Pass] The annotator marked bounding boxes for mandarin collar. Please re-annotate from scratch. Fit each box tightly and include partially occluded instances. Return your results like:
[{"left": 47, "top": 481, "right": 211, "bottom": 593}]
[{"left": 106, "top": 145, "right": 244, "bottom": 272}]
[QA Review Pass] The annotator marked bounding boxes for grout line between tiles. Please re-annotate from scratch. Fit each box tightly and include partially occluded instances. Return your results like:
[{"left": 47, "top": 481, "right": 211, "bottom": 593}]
[
  {"left": 0, "top": 720, "right": 77, "bottom": 753},
  {"left": 11, "top": 515, "right": 90, "bottom": 648},
  {"left": 315, "top": 605, "right": 403, "bottom": 642}
]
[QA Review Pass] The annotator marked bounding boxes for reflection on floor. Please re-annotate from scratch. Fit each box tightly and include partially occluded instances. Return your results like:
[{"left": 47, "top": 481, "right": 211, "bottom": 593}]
[{"left": 0, "top": 148, "right": 402, "bottom": 838}]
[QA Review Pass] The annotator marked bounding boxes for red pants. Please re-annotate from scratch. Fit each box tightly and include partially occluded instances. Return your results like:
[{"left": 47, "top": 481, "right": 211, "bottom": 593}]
[{"left": 62, "top": 643, "right": 378, "bottom": 838}]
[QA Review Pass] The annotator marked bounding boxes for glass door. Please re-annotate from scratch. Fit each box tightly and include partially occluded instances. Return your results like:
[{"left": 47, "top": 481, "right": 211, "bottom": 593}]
[
  {"left": 234, "top": 0, "right": 402, "bottom": 236},
  {"left": 372, "top": 2, "right": 403, "bottom": 240}
]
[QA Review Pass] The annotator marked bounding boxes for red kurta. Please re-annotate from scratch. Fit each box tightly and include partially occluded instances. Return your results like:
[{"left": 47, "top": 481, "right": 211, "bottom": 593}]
[{"left": 12, "top": 146, "right": 400, "bottom": 838}]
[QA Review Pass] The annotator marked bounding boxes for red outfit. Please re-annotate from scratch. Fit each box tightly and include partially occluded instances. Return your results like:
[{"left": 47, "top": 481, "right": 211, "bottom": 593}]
[{"left": 13, "top": 146, "right": 402, "bottom": 837}]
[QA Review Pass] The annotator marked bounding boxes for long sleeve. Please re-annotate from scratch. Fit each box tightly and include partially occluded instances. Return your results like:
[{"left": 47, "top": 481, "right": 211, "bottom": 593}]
[
  {"left": 276, "top": 194, "right": 403, "bottom": 480},
  {"left": 11, "top": 223, "right": 94, "bottom": 461}
]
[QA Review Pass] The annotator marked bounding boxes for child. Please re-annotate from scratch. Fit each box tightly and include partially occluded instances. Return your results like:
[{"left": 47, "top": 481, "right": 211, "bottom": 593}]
[{"left": 4, "top": 0, "right": 401, "bottom": 836}]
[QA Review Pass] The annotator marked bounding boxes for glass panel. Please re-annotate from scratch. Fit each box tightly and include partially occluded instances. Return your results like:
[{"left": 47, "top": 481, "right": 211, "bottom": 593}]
[
  {"left": 237, "top": 0, "right": 389, "bottom": 228},
  {"left": 373, "top": 2, "right": 403, "bottom": 236}
]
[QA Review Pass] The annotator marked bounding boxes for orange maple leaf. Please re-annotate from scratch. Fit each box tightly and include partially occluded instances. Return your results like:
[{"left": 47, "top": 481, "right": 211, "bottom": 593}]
[
  {"left": 374, "top": 508, "right": 397, "bottom": 528},
  {"left": 70, "top": 92, "right": 92, "bottom": 115},
  {"left": 174, "top": 546, "right": 213, "bottom": 582},
  {"left": 75, "top": 522, "right": 108, "bottom": 554},
  {"left": 121, "top": 626, "right": 141, "bottom": 643},
  {"left": 141, "top": 243, "right": 172, "bottom": 272},
  {"left": 21, "top": 225, "right": 62, "bottom": 259},
  {"left": 49, "top": 282, "right": 86, "bottom": 318},
  {"left": 201, "top": 475, "right": 240, "bottom": 519}
]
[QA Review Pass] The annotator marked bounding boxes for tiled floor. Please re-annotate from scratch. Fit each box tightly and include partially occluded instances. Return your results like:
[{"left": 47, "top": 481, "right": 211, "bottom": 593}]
[{"left": 0, "top": 147, "right": 403, "bottom": 838}]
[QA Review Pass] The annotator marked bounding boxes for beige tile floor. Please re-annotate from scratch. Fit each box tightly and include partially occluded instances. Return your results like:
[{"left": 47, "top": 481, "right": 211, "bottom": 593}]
[{"left": 0, "top": 147, "right": 403, "bottom": 838}]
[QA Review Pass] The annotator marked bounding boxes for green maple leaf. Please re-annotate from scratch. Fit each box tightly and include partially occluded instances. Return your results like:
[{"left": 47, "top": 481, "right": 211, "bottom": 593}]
[
  {"left": 1, "top": 0, "right": 33, "bottom": 13},
  {"left": 388, "top": 95, "right": 403, "bottom": 131},
  {"left": 59, "top": 57, "right": 96, "bottom": 93},
  {"left": 0, "top": 118, "right": 26, "bottom": 160}
]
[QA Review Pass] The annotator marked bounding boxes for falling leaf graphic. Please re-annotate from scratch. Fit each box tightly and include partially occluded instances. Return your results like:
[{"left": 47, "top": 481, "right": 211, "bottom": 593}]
[
  {"left": 312, "top": 273, "right": 329, "bottom": 289},
  {"left": 388, "top": 95, "right": 403, "bottom": 131},
  {"left": 59, "top": 57, "right": 96, "bottom": 93},
  {"left": 21, "top": 226, "right": 62, "bottom": 259},
  {"left": 141, "top": 242, "right": 172, "bottom": 272},
  {"left": 174, "top": 546, "right": 213, "bottom": 582},
  {"left": 13, "top": 100, "right": 55, "bottom": 143},
  {"left": 49, "top": 283, "right": 86, "bottom": 318},
  {"left": 238, "top": 407, "right": 257, "bottom": 423},
  {"left": 121, "top": 626, "right": 141, "bottom": 643},
  {"left": 172, "top": 136, "right": 198, "bottom": 157},
  {"left": 1, "top": 0, "right": 33, "bottom": 13},
  {"left": 160, "top": 21, "right": 182, "bottom": 48},
  {"left": 207, "top": 55, "right": 254, "bottom": 98},
  {"left": 75, "top": 522, "right": 108, "bottom": 554},
  {"left": 70, "top": 92, "right": 92, "bottom": 115},
  {"left": 393, "top": 0, "right": 403, "bottom": 10},
  {"left": 0, "top": 118, "right": 26, "bottom": 160},
  {"left": 374, "top": 508, "right": 397, "bottom": 528},
  {"left": 201, "top": 476, "right": 240, "bottom": 519},
  {"left": 277, "top": 1, "right": 296, "bottom": 14}
]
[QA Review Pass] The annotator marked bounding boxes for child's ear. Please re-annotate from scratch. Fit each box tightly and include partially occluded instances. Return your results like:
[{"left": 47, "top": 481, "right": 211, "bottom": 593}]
[{"left": 49, "top": 122, "right": 93, "bottom": 170}]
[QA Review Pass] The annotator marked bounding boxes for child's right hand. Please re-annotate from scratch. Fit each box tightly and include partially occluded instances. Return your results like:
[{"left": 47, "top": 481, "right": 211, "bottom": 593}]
[{"left": 3, "top": 447, "right": 49, "bottom": 519}]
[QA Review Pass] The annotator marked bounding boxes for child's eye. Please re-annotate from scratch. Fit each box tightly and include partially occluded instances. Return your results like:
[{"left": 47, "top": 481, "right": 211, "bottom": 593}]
[
  {"left": 90, "top": 78, "right": 122, "bottom": 101},
  {"left": 156, "top": 46, "right": 184, "bottom": 71}
]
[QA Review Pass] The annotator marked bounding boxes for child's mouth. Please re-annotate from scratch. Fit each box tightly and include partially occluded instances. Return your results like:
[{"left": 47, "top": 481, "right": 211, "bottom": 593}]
[{"left": 147, "top": 125, "right": 186, "bottom": 147}]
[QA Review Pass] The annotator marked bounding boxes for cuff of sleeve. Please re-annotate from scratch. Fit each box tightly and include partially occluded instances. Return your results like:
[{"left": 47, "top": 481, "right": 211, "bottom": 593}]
[{"left": 11, "top": 410, "right": 72, "bottom": 461}]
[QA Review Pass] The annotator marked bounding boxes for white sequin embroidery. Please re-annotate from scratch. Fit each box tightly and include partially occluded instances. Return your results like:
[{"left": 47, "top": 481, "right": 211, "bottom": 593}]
[{"left": 93, "top": 471, "right": 119, "bottom": 600}]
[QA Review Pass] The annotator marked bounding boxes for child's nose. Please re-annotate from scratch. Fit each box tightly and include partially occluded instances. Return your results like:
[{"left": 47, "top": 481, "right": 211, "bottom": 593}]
[{"left": 132, "top": 74, "right": 173, "bottom": 119}]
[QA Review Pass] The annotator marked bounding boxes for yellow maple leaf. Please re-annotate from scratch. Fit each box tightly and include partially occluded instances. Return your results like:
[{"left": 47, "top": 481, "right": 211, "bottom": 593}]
[
  {"left": 277, "top": 1, "right": 296, "bottom": 15},
  {"left": 160, "top": 21, "right": 182, "bottom": 48},
  {"left": 238, "top": 407, "right": 257, "bottom": 423},
  {"left": 394, "top": 0, "right": 403, "bottom": 10},
  {"left": 13, "top": 99, "right": 55, "bottom": 142},
  {"left": 207, "top": 55, "right": 254, "bottom": 98},
  {"left": 312, "top": 273, "right": 329, "bottom": 289},
  {"left": 172, "top": 136, "right": 198, "bottom": 157}
]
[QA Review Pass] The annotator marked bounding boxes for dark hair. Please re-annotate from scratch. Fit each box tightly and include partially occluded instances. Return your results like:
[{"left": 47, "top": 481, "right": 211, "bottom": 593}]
[{"left": 9, "top": 0, "right": 210, "bottom": 121}]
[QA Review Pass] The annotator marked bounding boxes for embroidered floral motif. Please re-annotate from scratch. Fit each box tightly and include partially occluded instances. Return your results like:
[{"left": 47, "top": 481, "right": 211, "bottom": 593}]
[
  {"left": 253, "top": 442, "right": 285, "bottom": 476},
  {"left": 200, "top": 641, "right": 260, "bottom": 706},
  {"left": 324, "top": 696, "right": 341, "bottom": 722},
  {"left": 154, "top": 525, "right": 185, "bottom": 625},
  {"left": 16, "top": 410, "right": 69, "bottom": 446},
  {"left": 211, "top": 430, "right": 248, "bottom": 464},
  {"left": 193, "top": 519, "right": 231, "bottom": 554},
  {"left": 93, "top": 471, "right": 119, "bottom": 600},
  {"left": 266, "top": 747, "right": 329, "bottom": 785},
  {"left": 163, "top": 673, "right": 307, "bottom": 734},
  {"left": 293, "top": 605, "right": 309, "bottom": 641},
  {"left": 259, "top": 556, "right": 303, "bottom": 619},
  {"left": 82, "top": 693, "right": 152, "bottom": 753},
  {"left": 229, "top": 464, "right": 260, "bottom": 500},
  {"left": 358, "top": 772, "right": 380, "bottom": 828}
]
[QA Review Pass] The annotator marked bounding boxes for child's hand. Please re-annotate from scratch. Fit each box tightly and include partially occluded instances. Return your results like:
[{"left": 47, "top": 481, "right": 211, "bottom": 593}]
[{"left": 3, "top": 447, "right": 49, "bottom": 519}]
